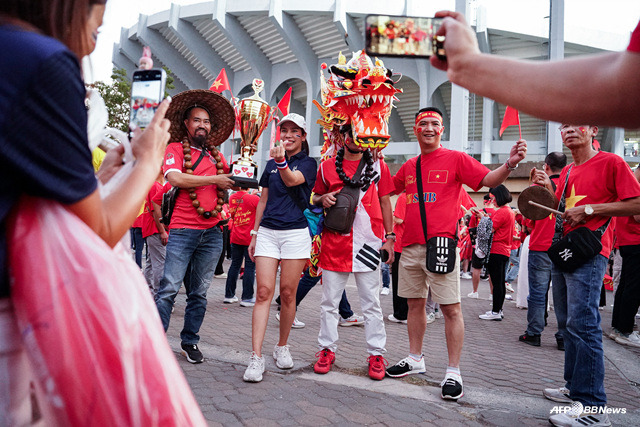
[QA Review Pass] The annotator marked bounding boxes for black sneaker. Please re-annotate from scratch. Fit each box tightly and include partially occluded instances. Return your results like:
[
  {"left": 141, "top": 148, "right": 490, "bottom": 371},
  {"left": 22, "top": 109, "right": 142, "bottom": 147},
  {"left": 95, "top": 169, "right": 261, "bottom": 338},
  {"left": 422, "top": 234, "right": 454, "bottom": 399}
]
[
  {"left": 386, "top": 356, "right": 426, "bottom": 377},
  {"left": 441, "top": 372, "right": 463, "bottom": 400},
  {"left": 519, "top": 332, "right": 541, "bottom": 347},
  {"left": 556, "top": 337, "right": 565, "bottom": 351},
  {"left": 181, "top": 343, "right": 204, "bottom": 364}
]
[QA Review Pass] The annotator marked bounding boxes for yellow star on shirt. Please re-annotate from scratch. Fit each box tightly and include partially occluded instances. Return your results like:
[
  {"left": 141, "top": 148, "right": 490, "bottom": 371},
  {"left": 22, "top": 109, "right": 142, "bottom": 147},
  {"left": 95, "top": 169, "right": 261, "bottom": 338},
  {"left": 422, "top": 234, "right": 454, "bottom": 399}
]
[{"left": 565, "top": 185, "right": 587, "bottom": 210}]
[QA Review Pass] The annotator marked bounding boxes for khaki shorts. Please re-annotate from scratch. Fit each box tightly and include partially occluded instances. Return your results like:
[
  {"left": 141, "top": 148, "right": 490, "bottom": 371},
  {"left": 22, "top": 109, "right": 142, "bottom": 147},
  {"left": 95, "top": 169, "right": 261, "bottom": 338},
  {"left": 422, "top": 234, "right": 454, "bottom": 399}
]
[{"left": 398, "top": 244, "right": 461, "bottom": 305}]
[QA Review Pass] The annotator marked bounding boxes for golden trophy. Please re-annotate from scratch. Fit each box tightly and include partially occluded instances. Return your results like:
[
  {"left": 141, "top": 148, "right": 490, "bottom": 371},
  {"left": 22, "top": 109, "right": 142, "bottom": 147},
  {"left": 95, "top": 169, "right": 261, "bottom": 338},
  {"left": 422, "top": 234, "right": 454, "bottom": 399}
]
[{"left": 231, "top": 79, "right": 274, "bottom": 188}]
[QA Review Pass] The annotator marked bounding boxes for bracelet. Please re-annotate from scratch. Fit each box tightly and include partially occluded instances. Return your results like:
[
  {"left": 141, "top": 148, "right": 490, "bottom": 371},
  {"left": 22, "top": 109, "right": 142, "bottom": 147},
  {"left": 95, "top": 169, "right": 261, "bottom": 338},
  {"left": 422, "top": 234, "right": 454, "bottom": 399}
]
[
  {"left": 275, "top": 158, "right": 288, "bottom": 170},
  {"left": 505, "top": 160, "right": 518, "bottom": 171},
  {"left": 385, "top": 232, "right": 396, "bottom": 240},
  {"left": 250, "top": 229, "right": 259, "bottom": 236}
]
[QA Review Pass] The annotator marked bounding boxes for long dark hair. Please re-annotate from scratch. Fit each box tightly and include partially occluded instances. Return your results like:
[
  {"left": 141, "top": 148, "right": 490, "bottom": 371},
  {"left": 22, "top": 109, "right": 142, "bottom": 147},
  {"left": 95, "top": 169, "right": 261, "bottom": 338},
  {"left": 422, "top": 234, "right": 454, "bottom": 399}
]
[{"left": 0, "top": 0, "right": 102, "bottom": 58}]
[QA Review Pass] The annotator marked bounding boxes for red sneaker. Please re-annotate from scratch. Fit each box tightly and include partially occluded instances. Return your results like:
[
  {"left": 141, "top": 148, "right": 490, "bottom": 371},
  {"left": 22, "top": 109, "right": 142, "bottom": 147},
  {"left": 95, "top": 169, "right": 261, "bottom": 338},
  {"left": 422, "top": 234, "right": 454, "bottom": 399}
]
[
  {"left": 367, "top": 355, "right": 387, "bottom": 380},
  {"left": 314, "top": 348, "right": 335, "bottom": 374}
]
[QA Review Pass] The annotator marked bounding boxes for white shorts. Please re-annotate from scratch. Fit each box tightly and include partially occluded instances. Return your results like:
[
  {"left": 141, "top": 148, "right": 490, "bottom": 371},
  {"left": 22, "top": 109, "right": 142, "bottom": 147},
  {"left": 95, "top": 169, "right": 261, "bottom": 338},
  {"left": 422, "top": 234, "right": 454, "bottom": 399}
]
[{"left": 254, "top": 226, "right": 311, "bottom": 260}]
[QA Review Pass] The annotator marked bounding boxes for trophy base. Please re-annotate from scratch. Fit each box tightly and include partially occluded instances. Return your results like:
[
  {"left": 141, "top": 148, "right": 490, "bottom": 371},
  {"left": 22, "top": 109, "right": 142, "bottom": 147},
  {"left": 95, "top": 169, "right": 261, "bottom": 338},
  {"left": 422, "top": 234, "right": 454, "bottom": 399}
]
[{"left": 231, "top": 176, "right": 260, "bottom": 189}]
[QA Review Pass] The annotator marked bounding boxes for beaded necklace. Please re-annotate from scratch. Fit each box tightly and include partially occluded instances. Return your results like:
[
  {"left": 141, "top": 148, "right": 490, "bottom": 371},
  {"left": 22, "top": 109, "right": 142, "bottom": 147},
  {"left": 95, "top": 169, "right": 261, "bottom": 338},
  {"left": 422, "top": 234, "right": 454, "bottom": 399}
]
[
  {"left": 334, "top": 148, "right": 375, "bottom": 191},
  {"left": 182, "top": 138, "right": 226, "bottom": 219}
]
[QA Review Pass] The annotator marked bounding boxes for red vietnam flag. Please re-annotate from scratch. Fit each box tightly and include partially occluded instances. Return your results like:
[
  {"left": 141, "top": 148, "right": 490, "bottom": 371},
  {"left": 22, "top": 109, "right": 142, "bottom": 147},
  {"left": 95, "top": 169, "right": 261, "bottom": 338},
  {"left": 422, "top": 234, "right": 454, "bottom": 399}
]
[
  {"left": 277, "top": 87, "right": 292, "bottom": 117},
  {"left": 210, "top": 68, "right": 232, "bottom": 97},
  {"left": 499, "top": 105, "right": 521, "bottom": 138}
]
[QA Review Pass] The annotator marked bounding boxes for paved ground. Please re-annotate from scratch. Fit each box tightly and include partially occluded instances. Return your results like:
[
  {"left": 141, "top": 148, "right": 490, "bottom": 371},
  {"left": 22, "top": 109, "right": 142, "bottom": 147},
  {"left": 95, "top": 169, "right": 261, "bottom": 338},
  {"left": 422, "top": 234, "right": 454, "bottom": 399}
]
[{"left": 164, "top": 261, "right": 640, "bottom": 426}]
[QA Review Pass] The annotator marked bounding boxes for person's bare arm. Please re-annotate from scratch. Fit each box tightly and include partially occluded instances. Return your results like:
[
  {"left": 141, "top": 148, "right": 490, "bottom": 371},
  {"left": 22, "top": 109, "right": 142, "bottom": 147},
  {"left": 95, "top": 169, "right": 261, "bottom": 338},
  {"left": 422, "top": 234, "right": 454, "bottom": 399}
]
[
  {"left": 379, "top": 194, "right": 395, "bottom": 265},
  {"left": 151, "top": 200, "right": 168, "bottom": 245},
  {"left": 271, "top": 144, "right": 306, "bottom": 187},
  {"left": 563, "top": 197, "right": 640, "bottom": 227},
  {"left": 165, "top": 170, "right": 234, "bottom": 190},
  {"left": 67, "top": 100, "right": 171, "bottom": 248},
  {"left": 480, "top": 139, "right": 527, "bottom": 188},
  {"left": 431, "top": 11, "right": 640, "bottom": 129}
]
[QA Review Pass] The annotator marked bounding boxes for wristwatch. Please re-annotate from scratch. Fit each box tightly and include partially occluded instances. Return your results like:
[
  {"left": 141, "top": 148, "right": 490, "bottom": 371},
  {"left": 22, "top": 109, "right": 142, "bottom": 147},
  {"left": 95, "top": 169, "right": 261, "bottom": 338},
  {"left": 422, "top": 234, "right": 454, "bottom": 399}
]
[
  {"left": 584, "top": 205, "right": 594, "bottom": 215},
  {"left": 250, "top": 229, "right": 259, "bottom": 236}
]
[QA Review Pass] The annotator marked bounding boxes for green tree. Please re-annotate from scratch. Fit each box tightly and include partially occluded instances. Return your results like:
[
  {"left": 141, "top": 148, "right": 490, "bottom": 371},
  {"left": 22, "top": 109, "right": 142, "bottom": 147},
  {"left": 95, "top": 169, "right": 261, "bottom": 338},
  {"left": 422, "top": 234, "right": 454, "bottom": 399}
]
[{"left": 88, "top": 67, "right": 176, "bottom": 133}]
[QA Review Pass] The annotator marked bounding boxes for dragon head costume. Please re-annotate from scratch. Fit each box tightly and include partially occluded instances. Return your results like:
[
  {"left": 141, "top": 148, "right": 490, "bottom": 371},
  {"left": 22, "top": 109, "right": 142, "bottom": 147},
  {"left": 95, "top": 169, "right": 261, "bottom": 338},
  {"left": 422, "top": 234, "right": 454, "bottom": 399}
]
[{"left": 313, "top": 50, "right": 402, "bottom": 159}]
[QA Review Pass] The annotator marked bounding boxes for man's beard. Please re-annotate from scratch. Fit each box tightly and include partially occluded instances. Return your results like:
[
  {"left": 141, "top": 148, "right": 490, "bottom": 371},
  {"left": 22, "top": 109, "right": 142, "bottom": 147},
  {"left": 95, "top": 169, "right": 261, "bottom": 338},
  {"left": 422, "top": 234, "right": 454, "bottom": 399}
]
[{"left": 192, "top": 133, "right": 207, "bottom": 148}]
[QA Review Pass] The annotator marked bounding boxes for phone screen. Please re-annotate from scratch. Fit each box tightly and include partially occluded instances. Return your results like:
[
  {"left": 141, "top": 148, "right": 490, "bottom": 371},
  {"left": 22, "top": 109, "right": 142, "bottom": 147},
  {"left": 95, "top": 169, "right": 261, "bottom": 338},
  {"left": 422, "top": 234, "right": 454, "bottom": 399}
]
[
  {"left": 130, "top": 69, "right": 166, "bottom": 131},
  {"left": 365, "top": 15, "right": 444, "bottom": 58}
]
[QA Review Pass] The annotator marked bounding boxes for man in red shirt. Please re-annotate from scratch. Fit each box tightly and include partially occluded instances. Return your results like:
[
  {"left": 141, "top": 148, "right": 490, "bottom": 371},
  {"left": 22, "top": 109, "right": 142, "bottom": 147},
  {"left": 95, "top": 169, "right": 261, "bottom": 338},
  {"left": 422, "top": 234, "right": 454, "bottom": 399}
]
[
  {"left": 224, "top": 188, "right": 259, "bottom": 306},
  {"left": 386, "top": 107, "right": 526, "bottom": 401},
  {"left": 533, "top": 125, "right": 640, "bottom": 426},
  {"left": 312, "top": 125, "right": 395, "bottom": 381},
  {"left": 142, "top": 169, "right": 169, "bottom": 296},
  {"left": 518, "top": 152, "right": 566, "bottom": 349},
  {"left": 155, "top": 90, "right": 235, "bottom": 364}
]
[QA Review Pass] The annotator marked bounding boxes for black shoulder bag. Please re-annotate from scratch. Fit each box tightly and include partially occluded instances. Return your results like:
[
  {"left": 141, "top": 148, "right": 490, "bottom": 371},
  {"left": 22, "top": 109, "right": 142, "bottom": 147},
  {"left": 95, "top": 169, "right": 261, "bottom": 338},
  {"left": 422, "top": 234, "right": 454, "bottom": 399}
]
[
  {"left": 416, "top": 155, "right": 457, "bottom": 274},
  {"left": 547, "top": 165, "right": 610, "bottom": 272},
  {"left": 161, "top": 149, "right": 207, "bottom": 226},
  {"left": 323, "top": 156, "right": 366, "bottom": 235}
]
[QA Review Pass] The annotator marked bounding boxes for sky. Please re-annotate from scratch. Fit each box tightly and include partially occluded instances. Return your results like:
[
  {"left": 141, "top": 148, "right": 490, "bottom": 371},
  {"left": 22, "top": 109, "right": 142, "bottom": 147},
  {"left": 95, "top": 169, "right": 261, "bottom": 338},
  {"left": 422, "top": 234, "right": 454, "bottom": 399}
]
[{"left": 87, "top": 0, "right": 640, "bottom": 83}]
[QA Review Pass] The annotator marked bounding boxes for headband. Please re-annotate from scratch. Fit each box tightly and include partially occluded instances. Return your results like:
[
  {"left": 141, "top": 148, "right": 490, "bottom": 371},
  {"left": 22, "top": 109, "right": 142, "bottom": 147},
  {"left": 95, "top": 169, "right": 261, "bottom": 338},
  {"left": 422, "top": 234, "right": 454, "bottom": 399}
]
[{"left": 415, "top": 111, "right": 443, "bottom": 125}]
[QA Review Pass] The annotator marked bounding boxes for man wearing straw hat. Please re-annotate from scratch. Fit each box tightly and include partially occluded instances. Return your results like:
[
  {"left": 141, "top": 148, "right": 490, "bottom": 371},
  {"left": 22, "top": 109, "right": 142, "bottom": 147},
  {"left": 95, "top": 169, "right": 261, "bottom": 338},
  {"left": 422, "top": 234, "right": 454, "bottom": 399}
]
[{"left": 155, "top": 89, "right": 235, "bottom": 364}]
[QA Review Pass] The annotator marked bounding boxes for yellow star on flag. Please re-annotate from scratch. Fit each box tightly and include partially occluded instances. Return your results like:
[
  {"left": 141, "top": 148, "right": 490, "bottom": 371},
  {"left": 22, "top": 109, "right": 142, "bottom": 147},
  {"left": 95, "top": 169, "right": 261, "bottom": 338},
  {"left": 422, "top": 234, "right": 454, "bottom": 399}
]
[
  {"left": 565, "top": 185, "right": 587, "bottom": 210},
  {"left": 211, "top": 79, "right": 222, "bottom": 90}
]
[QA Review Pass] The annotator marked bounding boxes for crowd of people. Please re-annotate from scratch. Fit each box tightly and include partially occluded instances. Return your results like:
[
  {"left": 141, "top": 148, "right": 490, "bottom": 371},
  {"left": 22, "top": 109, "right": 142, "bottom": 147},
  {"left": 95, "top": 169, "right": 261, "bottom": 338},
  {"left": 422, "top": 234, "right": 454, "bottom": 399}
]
[{"left": 1, "top": 1, "right": 639, "bottom": 426}]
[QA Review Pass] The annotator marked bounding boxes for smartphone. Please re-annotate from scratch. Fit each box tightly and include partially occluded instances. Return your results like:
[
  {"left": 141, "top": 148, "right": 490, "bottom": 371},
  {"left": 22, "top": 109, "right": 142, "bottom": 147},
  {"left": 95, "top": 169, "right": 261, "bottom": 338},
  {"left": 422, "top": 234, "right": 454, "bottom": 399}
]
[
  {"left": 364, "top": 15, "right": 445, "bottom": 60},
  {"left": 381, "top": 249, "right": 389, "bottom": 263},
  {"left": 129, "top": 68, "right": 166, "bottom": 132}
]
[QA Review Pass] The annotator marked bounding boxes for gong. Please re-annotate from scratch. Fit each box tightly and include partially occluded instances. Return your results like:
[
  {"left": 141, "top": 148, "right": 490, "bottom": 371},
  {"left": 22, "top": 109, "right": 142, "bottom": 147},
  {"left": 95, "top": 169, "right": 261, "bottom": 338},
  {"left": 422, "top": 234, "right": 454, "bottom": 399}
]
[{"left": 518, "top": 186, "right": 559, "bottom": 220}]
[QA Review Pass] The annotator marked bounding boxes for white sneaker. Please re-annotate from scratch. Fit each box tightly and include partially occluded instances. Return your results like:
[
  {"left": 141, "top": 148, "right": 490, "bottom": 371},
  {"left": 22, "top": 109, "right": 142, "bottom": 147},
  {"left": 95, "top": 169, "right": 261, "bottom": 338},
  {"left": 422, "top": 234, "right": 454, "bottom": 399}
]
[
  {"left": 505, "top": 294, "right": 513, "bottom": 301},
  {"left": 543, "top": 387, "right": 572, "bottom": 403},
  {"left": 386, "top": 355, "right": 426, "bottom": 377},
  {"left": 467, "top": 291, "right": 479, "bottom": 299},
  {"left": 608, "top": 328, "right": 622, "bottom": 340},
  {"left": 223, "top": 296, "right": 238, "bottom": 304},
  {"left": 339, "top": 314, "right": 364, "bottom": 327},
  {"left": 615, "top": 330, "right": 640, "bottom": 347},
  {"left": 460, "top": 272, "right": 472, "bottom": 280},
  {"left": 273, "top": 344, "right": 294, "bottom": 369},
  {"left": 275, "top": 312, "right": 306, "bottom": 329},
  {"left": 380, "top": 287, "right": 390, "bottom": 296},
  {"left": 434, "top": 310, "right": 443, "bottom": 319},
  {"left": 479, "top": 311, "right": 502, "bottom": 321},
  {"left": 505, "top": 283, "right": 515, "bottom": 293},
  {"left": 426, "top": 312, "right": 436, "bottom": 324},
  {"left": 387, "top": 314, "right": 407, "bottom": 324},
  {"left": 240, "top": 298, "right": 255, "bottom": 307},
  {"left": 215, "top": 273, "right": 228, "bottom": 279},
  {"left": 243, "top": 352, "right": 265, "bottom": 382},
  {"left": 549, "top": 405, "right": 610, "bottom": 426}
]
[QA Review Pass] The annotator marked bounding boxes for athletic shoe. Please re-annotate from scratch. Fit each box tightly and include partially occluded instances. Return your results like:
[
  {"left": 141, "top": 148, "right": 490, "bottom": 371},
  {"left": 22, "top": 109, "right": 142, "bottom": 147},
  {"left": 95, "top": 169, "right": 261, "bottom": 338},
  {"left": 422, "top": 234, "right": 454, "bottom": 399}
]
[
  {"left": 339, "top": 314, "right": 364, "bottom": 327},
  {"left": 615, "top": 330, "right": 640, "bottom": 348},
  {"left": 215, "top": 273, "right": 228, "bottom": 279},
  {"left": 180, "top": 343, "right": 204, "bottom": 364},
  {"left": 481, "top": 275, "right": 489, "bottom": 281},
  {"left": 243, "top": 352, "right": 265, "bottom": 382},
  {"left": 367, "top": 355, "right": 387, "bottom": 380},
  {"left": 387, "top": 314, "right": 407, "bottom": 324},
  {"left": 434, "top": 309, "right": 443, "bottom": 319},
  {"left": 505, "top": 283, "right": 515, "bottom": 293},
  {"left": 557, "top": 337, "right": 565, "bottom": 351},
  {"left": 460, "top": 272, "right": 472, "bottom": 280},
  {"left": 440, "top": 372, "right": 464, "bottom": 400},
  {"left": 426, "top": 312, "right": 436, "bottom": 324},
  {"left": 608, "top": 328, "right": 623, "bottom": 340},
  {"left": 543, "top": 387, "right": 572, "bottom": 403},
  {"left": 505, "top": 294, "right": 513, "bottom": 301},
  {"left": 479, "top": 311, "right": 502, "bottom": 321},
  {"left": 380, "top": 287, "right": 390, "bottom": 296},
  {"left": 519, "top": 332, "right": 541, "bottom": 347},
  {"left": 275, "top": 312, "right": 306, "bottom": 329},
  {"left": 240, "top": 298, "right": 256, "bottom": 307},
  {"left": 386, "top": 355, "right": 425, "bottom": 378},
  {"left": 223, "top": 296, "right": 238, "bottom": 304},
  {"left": 273, "top": 344, "right": 294, "bottom": 369},
  {"left": 549, "top": 406, "right": 611, "bottom": 426},
  {"left": 467, "top": 291, "right": 479, "bottom": 299},
  {"left": 314, "top": 348, "right": 335, "bottom": 374}
]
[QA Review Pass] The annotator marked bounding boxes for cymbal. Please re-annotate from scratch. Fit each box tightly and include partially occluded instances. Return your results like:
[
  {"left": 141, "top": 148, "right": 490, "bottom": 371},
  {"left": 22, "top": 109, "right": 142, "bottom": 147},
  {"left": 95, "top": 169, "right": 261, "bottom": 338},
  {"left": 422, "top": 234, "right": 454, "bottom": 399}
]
[{"left": 518, "top": 186, "right": 557, "bottom": 220}]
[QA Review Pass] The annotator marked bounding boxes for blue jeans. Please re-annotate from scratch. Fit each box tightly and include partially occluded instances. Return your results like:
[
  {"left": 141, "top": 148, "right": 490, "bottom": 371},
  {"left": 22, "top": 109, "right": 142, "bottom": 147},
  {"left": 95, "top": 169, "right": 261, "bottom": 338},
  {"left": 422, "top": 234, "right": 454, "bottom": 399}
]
[
  {"left": 225, "top": 243, "right": 255, "bottom": 300},
  {"left": 156, "top": 227, "right": 223, "bottom": 345},
  {"left": 551, "top": 255, "right": 607, "bottom": 407},
  {"left": 505, "top": 248, "right": 520, "bottom": 283},
  {"left": 381, "top": 262, "right": 390, "bottom": 288},
  {"left": 130, "top": 227, "right": 144, "bottom": 268},
  {"left": 526, "top": 250, "right": 552, "bottom": 336}
]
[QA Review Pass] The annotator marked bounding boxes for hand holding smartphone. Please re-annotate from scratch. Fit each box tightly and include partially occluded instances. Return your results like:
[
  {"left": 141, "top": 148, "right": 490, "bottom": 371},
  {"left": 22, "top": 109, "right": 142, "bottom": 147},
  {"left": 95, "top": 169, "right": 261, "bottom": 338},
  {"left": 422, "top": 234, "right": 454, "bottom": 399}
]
[
  {"left": 129, "top": 69, "right": 167, "bottom": 135},
  {"left": 365, "top": 15, "right": 445, "bottom": 60}
]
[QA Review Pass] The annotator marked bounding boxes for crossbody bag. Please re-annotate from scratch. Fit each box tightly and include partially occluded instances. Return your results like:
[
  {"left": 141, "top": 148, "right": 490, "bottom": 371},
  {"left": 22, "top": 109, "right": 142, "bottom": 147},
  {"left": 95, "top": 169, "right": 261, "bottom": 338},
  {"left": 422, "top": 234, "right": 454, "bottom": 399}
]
[{"left": 323, "top": 156, "right": 366, "bottom": 235}]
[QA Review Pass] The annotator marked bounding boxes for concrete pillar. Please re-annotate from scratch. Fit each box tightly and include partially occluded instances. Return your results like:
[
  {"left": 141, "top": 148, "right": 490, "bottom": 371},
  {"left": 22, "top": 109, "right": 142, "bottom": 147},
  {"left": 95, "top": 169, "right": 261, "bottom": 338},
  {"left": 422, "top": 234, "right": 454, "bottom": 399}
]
[
  {"left": 481, "top": 97, "right": 494, "bottom": 164},
  {"left": 546, "top": 0, "right": 564, "bottom": 154}
]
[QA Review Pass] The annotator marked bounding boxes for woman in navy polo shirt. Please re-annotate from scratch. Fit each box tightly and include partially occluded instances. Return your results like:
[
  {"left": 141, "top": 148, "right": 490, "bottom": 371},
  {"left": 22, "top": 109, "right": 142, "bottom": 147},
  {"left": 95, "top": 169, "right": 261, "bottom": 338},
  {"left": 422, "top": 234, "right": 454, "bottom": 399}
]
[{"left": 243, "top": 113, "right": 317, "bottom": 382}]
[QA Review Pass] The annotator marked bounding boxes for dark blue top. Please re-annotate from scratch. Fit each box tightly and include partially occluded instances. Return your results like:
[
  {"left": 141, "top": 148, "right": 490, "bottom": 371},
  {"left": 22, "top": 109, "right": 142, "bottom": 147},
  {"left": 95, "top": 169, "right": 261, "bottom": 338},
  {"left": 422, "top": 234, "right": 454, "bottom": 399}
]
[
  {"left": 0, "top": 26, "right": 97, "bottom": 297},
  {"left": 259, "top": 151, "right": 317, "bottom": 230}
]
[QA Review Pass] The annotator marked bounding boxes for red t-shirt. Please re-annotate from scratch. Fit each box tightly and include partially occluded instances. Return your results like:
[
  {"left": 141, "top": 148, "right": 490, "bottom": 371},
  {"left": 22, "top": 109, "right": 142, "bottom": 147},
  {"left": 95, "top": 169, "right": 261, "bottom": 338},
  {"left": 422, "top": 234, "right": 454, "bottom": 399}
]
[
  {"left": 527, "top": 177, "right": 560, "bottom": 252},
  {"left": 229, "top": 191, "right": 259, "bottom": 246},
  {"left": 616, "top": 215, "right": 640, "bottom": 246},
  {"left": 555, "top": 152, "right": 640, "bottom": 257},
  {"left": 132, "top": 211, "right": 144, "bottom": 228},
  {"left": 393, "top": 194, "right": 406, "bottom": 253},
  {"left": 163, "top": 142, "right": 230, "bottom": 230},
  {"left": 314, "top": 158, "right": 393, "bottom": 272},
  {"left": 628, "top": 20, "right": 640, "bottom": 52},
  {"left": 142, "top": 181, "right": 164, "bottom": 238},
  {"left": 490, "top": 205, "right": 515, "bottom": 256},
  {"left": 393, "top": 148, "right": 490, "bottom": 247}
]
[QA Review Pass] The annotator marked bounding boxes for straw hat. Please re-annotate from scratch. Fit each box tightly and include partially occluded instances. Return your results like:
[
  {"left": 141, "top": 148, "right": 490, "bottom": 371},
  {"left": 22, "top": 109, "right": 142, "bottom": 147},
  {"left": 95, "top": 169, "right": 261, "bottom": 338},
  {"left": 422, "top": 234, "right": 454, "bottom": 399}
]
[{"left": 165, "top": 89, "right": 235, "bottom": 146}]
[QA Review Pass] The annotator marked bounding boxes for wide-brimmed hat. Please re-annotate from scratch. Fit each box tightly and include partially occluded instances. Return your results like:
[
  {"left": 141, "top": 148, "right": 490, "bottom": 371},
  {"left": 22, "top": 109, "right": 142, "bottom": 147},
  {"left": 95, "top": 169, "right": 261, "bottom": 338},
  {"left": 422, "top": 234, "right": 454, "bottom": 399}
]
[{"left": 166, "top": 89, "right": 235, "bottom": 146}]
